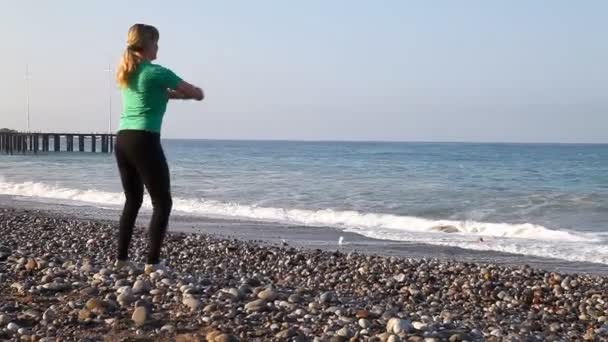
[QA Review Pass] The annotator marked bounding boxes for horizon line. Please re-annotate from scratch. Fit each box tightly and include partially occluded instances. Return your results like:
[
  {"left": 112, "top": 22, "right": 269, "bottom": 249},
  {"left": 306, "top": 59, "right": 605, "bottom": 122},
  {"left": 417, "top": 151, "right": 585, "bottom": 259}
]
[{"left": 160, "top": 137, "right": 608, "bottom": 145}]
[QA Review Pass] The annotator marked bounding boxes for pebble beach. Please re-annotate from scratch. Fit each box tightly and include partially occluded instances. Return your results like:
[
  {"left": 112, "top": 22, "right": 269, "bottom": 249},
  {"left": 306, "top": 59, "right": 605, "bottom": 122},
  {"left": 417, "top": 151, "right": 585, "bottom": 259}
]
[{"left": 1, "top": 207, "right": 607, "bottom": 341}]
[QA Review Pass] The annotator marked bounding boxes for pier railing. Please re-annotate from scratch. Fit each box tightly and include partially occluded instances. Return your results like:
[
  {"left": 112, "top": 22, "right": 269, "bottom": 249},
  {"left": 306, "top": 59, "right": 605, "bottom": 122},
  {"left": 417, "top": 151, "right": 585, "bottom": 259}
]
[{"left": 0, "top": 132, "right": 116, "bottom": 155}]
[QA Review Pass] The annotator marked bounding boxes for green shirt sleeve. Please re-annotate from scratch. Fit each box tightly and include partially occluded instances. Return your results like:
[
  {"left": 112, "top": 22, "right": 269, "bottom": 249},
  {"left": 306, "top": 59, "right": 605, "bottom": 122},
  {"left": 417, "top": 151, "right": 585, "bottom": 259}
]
[{"left": 155, "top": 66, "right": 183, "bottom": 90}]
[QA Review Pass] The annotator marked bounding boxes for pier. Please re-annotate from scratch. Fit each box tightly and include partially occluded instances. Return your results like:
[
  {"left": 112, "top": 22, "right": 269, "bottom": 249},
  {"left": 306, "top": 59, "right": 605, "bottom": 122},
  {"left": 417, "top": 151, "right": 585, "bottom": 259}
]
[{"left": 0, "top": 132, "right": 116, "bottom": 155}]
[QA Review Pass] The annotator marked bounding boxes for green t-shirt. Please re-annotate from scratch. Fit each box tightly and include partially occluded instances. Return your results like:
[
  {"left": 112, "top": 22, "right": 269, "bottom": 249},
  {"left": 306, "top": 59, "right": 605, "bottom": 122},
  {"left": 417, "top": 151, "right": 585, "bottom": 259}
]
[{"left": 118, "top": 60, "right": 182, "bottom": 133}]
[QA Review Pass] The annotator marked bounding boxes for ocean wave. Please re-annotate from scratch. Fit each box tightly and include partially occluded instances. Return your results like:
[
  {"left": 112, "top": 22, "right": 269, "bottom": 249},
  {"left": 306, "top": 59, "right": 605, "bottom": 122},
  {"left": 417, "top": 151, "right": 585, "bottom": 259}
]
[{"left": 0, "top": 179, "right": 605, "bottom": 264}]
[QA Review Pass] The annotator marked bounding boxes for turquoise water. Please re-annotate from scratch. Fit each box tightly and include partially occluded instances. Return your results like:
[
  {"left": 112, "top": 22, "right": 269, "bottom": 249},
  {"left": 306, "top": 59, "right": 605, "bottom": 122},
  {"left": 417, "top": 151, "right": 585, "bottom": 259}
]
[{"left": 1, "top": 140, "right": 607, "bottom": 264}]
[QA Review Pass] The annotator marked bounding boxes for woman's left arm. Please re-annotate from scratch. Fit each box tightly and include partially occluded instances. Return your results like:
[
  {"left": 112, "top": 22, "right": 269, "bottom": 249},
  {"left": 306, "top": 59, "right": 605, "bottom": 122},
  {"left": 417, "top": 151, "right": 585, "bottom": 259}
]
[{"left": 167, "top": 89, "right": 187, "bottom": 99}]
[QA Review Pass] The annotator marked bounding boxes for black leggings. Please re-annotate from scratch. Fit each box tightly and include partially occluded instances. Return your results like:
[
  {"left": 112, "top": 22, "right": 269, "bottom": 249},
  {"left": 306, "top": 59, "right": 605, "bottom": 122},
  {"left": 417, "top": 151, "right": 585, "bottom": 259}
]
[{"left": 115, "top": 130, "right": 172, "bottom": 264}]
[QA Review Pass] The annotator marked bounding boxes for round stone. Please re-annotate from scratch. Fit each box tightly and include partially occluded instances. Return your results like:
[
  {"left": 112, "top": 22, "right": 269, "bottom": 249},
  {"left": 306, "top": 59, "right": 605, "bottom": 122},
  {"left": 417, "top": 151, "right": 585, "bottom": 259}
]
[
  {"left": 258, "top": 287, "right": 278, "bottom": 301},
  {"left": 42, "top": 308, "right": 56, "bottom": 321},
  {"left": 160, "top": 324, "right": 176, "bottom": 333},
  {"left": 359, "top": 318, "right": 371, "bottom": 329},
  {"left": 182, "top": 296, "right": 201, "bottom": 311},
  {"left": 320, "top": 291, "right": 336, "bottom": 304},
  {"left": 132, "top": 307, "right": 148, "bottom": 326},
  {"left": 386, "top": 318, "right": 413, "bottom": 334},
  {"left": 245, "top": 299, "right": 267, "bottom": 312},
  {"left": 337, "top": 327, "right": 353, "bottom": 338}
]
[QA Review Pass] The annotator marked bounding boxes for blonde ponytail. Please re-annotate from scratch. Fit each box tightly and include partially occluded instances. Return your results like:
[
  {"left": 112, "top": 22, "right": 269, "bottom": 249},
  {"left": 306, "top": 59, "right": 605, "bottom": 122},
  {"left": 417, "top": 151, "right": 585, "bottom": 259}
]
[
  {"left": 115, "top": 24, "right": 160, "bottom": 88},
  {"left": 116, "top": 48, "right": 141, "bottom": 87}
]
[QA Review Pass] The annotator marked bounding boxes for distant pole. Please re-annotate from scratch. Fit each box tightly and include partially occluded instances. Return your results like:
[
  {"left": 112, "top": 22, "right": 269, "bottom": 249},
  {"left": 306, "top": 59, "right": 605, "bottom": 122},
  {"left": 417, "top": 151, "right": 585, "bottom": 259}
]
[{"left": 25, "top": 64, "right": 31, "bottom": 132}]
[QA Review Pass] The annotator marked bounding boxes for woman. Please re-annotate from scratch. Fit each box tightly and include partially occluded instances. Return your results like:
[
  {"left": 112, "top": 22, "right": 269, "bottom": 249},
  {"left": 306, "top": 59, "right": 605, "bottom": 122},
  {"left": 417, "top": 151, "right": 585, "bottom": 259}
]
[{"left": 114, "top": 23, "right": 204, "bottom": 274}]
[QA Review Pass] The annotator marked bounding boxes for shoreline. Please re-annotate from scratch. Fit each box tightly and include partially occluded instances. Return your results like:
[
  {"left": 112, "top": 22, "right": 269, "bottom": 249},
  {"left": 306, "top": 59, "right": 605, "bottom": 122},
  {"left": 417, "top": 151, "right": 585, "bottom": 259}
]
[
  {"left": 1, "top": 206, "right": 607, "bottom": 341},
  {"left": 4, "top": 196, "right": 608, "bottom": 275}
]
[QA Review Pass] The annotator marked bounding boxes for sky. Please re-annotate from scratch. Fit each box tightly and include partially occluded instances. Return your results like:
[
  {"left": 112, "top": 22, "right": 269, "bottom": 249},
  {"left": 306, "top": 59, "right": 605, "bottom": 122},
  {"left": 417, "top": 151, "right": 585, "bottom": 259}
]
[{"left": 0, "top": 0, "right": 606, "bottom": 142}]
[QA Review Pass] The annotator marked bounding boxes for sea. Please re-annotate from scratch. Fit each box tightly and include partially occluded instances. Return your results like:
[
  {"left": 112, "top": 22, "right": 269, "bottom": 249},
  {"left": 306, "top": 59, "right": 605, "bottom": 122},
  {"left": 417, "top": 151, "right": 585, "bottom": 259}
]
[{"left": 1, "top": 140, "right": 607, "bottom": 269}]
